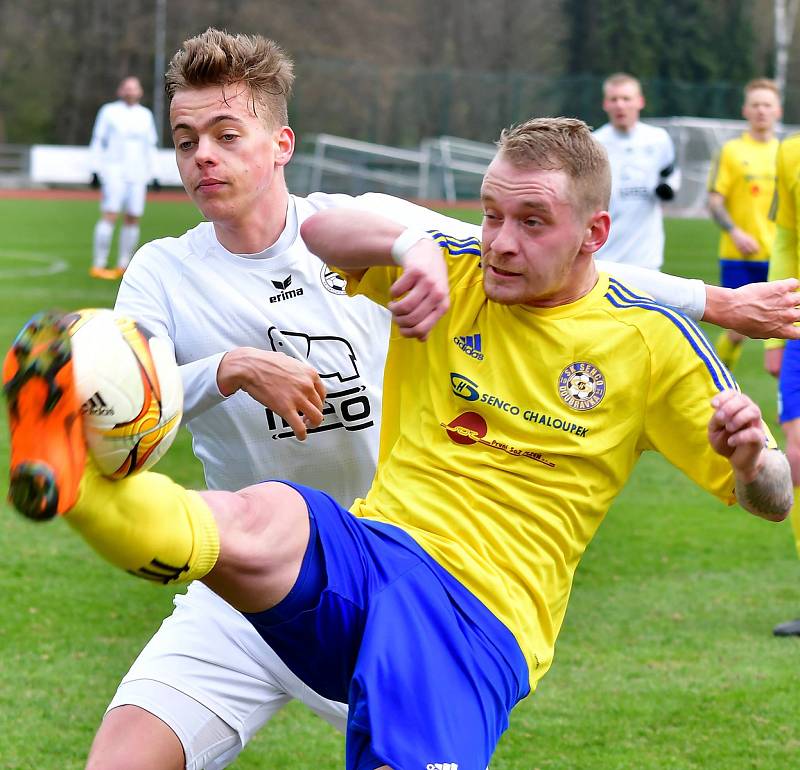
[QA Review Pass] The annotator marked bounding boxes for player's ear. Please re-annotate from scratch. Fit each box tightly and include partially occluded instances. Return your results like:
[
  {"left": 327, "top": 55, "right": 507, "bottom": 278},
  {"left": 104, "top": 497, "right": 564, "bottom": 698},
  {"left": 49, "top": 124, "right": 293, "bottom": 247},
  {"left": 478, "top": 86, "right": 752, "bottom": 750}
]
[
  {"left": 582, "top": 210, "right": 611, "bottom": 255},
  {"left": 274, "top": 126, "right": 295, "bottom": 167}
]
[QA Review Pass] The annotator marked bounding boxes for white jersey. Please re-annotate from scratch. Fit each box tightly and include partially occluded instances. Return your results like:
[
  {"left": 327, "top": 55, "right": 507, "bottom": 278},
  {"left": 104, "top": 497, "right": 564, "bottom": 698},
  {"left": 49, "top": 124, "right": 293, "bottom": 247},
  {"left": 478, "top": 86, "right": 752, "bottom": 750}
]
[
  {"left": 90, "top": 99, "right": 158, "bottom": 184},
  {"left": 594, "top": 121, "right": 678, "bottom": 270},
  {"left": 115, "top": 192, "right": 478, "bottom": 501}
]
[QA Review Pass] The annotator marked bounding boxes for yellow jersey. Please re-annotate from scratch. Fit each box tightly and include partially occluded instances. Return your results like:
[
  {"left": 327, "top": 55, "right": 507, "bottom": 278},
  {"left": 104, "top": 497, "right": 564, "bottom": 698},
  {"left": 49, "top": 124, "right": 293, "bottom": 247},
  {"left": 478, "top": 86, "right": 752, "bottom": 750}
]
[
  {"left": 343, "top": 233, "right": 747, "bottom": 688},
  {"left": 708, "top": 133, "right": 778, "bottom": 261},
  {"left": 770, "top": 133, "right": 800, "bottom": 279}
]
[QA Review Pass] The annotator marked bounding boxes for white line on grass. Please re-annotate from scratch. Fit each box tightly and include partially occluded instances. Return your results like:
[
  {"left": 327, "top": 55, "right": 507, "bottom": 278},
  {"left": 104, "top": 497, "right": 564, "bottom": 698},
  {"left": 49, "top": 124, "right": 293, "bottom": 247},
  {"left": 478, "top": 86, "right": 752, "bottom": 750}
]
[{"left": 0, "top": 251, "right": 69, "bottom": 278}]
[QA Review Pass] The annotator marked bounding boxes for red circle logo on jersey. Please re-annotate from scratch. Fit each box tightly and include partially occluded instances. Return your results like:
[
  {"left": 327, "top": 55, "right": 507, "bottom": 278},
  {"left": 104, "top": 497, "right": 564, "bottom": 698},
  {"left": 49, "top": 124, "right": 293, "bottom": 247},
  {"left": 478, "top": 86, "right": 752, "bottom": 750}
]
[{"left": 445, "top": 412, "right": 487, "bottom": 445}]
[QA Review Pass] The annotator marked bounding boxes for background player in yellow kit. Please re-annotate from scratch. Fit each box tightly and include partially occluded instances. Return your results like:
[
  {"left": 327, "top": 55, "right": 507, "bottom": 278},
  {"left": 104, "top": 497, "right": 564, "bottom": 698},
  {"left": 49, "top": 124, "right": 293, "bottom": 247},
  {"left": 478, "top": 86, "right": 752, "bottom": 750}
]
[
  {"left": 4, "top": 118, "right": 793, "bottom": 770},
  {"left": 709, "top": 78, "right": 782, "bottom": 370},
  {"left": 764, "top": 132, "right": 800, "bottom": 636}
]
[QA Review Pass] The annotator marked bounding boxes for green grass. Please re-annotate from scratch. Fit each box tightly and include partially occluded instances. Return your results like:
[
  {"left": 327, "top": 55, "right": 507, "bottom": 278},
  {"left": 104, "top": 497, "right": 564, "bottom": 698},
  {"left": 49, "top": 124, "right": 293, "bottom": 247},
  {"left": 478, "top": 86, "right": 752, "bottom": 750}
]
[{"left": 0, "top": 199, "right": 798, "bottom": 769}]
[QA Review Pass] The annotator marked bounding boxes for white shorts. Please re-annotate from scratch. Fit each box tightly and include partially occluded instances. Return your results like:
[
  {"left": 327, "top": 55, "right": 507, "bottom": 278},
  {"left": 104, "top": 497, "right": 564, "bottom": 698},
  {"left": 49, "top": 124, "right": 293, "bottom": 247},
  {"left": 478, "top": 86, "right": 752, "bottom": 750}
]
[
  {"left": 107, "top": 581, "right": 348, "bottom": 770},
  {"left": 100, "top": 172, "right": 147, "bottom": 217}
]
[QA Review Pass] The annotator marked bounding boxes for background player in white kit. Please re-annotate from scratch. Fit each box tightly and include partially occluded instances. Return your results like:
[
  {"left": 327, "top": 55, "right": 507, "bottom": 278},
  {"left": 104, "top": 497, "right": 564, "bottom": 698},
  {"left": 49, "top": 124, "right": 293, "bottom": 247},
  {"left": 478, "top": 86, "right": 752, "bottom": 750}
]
[
  {"left": 85, "top": 29, "right": 800, "bottom": 770},
  {"left": 594, "top": 72, "right": 680, "bottom": 270},
  {"left": 88, "top": 76, "right": 158, "bottom": 280}
]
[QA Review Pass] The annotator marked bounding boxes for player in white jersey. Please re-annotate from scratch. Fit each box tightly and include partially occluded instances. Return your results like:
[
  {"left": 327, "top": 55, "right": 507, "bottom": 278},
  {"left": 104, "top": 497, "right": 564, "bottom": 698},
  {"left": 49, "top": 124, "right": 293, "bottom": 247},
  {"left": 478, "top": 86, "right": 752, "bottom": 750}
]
[
  {"left": 594, "top": 73, "right": 680, "bottom": 270},
  {"left": 84, "top": 30, "right": 800, "bottom": 770},
  {"left": 88, "top": 76, "right": 158, "bottom": 280}
]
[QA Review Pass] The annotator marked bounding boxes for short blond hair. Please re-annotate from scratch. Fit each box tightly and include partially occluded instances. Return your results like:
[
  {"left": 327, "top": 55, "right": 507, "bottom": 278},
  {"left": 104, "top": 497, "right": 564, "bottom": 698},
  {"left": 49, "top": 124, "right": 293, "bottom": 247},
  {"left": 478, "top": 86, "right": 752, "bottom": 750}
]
[
  {"left": 165, "top": 28, "right": 294, "bottom": 128},
  {"left": 602, "top": 72, "right": 642, "bottom": 96},
  {"left": 496, "top": 117, "right": 611, "bottom": 212},
  {"left": 744, "top": 78, "right": 780, "bottom": 99}
]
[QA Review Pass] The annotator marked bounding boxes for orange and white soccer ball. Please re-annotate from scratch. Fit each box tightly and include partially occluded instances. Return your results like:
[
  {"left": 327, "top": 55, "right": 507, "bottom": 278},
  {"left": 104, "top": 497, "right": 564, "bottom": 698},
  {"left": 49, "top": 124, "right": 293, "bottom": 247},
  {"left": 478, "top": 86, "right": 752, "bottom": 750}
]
[{"left": 65, "top": 308, "right": 183, "bottom": 478}]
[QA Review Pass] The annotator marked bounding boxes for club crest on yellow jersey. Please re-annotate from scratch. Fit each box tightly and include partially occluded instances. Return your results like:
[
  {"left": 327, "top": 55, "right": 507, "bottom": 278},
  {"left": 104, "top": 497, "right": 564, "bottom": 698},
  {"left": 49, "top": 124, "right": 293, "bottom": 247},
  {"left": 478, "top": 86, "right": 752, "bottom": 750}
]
[{"left": 558, "top": 362, "right": 606, "bottom": 411}]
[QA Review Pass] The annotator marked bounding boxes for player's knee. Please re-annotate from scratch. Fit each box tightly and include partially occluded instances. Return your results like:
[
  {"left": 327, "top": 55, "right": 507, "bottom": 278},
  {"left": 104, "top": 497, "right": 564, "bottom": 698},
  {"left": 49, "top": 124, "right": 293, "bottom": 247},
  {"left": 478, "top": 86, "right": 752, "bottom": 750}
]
[
  {"left": 204, "top": 482, "right": 312, "bottom": 611},
  {"left": 217, "top": 483, "right": 309, "bottom": 558},
  {"left": 85, "top": 705, "right": 185, "bottom": 770}
]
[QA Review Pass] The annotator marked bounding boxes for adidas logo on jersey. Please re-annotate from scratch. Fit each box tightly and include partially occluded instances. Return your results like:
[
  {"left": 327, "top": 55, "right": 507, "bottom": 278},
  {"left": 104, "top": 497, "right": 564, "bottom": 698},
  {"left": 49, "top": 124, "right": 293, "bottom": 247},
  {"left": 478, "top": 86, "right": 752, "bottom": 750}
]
[
  {"left": 426, "top": 763, "right": 459, "bottom": 770},
  {"left": 454, "top": 333, "right": 484, "bottom": 360},
  {"left": 269, "top": 274, "right": 304, "bottom": 304},
  {"left": 81, "top": 391, "right": 114, "bottom": 417}
]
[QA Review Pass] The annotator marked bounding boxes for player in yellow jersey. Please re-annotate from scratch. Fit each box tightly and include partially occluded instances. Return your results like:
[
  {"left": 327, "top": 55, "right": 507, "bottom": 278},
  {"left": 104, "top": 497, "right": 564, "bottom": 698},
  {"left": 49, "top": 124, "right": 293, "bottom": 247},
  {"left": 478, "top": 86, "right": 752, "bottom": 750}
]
[
  {"left": 709, "top": 78, "right": 782, "bottom": 370},
  {"left": 765, "top": 132, "right": 800, "bottom": 636},
  {"left": 4, "top": 118, "right": 794, "bottom": 770}
]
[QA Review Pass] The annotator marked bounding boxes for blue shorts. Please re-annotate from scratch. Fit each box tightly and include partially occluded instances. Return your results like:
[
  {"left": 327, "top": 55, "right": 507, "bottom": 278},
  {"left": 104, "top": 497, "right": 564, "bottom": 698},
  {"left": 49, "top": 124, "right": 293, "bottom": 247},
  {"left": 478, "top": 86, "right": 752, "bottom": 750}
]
[
  {"left": 244, "top": 482, "right": 529, "bottom": 770},
  {"left": 719, "top": 259, "right": 769, "bottom": 290},
  {"left": 779, "top": 339, "right": 800, "bottom": 423}
]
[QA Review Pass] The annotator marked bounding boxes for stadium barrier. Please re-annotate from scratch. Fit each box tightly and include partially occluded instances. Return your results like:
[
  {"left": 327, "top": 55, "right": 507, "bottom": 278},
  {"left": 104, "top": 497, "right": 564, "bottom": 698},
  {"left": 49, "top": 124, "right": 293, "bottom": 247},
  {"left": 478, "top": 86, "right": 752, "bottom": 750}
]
[
  {"left": 14, "top": 146, "right": 185, "bottom": 187},
  {"left": 5, "top": 117, "right": 800, "bottom": 213}
]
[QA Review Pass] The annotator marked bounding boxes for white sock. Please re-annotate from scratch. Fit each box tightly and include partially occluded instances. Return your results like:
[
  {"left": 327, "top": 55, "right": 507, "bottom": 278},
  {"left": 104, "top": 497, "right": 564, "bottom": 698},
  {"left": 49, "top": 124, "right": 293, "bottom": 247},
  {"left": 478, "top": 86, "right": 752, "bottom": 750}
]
[
  {"left": 92, "top": 220, "right": 114, "bottom": 269},
  {"left": 118, "top": 224, "right": 140, "bottom": 269}
]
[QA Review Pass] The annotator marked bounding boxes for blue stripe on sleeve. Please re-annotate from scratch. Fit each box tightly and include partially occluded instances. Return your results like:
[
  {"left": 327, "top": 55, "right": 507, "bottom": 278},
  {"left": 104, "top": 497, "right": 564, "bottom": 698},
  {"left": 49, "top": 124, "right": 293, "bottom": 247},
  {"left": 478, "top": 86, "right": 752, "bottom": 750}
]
[
  {"left": 607, "top": 280, "right": 735, "bottom": 387},
  {"left": 427, "top": 230, "right": 482, "bottom": 257},
  {"left": 605, "top": 278, "right": 737, "bottom": 392}
]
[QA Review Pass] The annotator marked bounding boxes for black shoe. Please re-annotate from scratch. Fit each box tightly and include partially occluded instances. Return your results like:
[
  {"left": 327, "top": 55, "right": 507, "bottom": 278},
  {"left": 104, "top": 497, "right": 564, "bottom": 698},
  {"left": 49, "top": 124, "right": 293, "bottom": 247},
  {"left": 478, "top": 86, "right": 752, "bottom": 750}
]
[{"left": 773, "top": 618, "right": 800, "bottom": 636}]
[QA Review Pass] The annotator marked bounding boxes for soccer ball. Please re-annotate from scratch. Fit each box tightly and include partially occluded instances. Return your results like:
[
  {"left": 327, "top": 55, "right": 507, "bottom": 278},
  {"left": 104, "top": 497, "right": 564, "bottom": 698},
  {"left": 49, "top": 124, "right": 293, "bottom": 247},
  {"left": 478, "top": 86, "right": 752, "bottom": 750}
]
[{"left": 65, "top": 308, "right": 183, "bottom": 479}]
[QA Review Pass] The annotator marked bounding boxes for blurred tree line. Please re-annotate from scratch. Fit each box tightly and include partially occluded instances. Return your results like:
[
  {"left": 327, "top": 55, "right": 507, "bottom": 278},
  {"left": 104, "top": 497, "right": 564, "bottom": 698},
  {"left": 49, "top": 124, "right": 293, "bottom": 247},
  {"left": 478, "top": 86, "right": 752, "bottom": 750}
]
[{"left": 0, "top": 0, "right": 796, "bottom": 148}]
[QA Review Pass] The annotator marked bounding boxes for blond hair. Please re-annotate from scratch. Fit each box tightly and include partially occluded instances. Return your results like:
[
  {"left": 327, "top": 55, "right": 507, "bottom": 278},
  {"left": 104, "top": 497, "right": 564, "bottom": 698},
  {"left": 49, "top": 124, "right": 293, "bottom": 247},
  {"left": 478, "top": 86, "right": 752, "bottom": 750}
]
[
  {"left": 165, "top": 28, "right": 294, "bottom": 127},
  {"left": 602, "top": 72, "right": 642, "bottom": 96},
  {"left": 496, "top": 117, "right": 611, "bottom": 212},
  {"left": 744, "top": 78, "right": 780, "bottom": 99}
]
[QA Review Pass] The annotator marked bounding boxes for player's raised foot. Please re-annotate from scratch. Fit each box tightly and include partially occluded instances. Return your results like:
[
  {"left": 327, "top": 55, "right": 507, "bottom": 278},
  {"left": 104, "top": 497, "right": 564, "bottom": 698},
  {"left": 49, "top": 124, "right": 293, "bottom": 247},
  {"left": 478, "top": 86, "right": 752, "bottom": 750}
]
[{"left": 3, "top": 311, "right": 86, "bottom": 521}]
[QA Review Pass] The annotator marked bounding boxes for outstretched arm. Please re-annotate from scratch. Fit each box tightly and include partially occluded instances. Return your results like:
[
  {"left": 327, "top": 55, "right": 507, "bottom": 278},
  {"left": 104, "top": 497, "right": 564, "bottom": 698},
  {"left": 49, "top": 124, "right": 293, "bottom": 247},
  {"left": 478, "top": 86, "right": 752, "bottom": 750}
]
[
  {"left": 703, "top": 279, "right": 800, "bottom": 340},
  {"left": 708, "top": 390, "right": 792, "bottom": 521},
  {"left": 598, "top": 262, "right": 800, "bottom": 340},
  {"left": 301, "top": 210, "right": 450, "bottom": 340}
]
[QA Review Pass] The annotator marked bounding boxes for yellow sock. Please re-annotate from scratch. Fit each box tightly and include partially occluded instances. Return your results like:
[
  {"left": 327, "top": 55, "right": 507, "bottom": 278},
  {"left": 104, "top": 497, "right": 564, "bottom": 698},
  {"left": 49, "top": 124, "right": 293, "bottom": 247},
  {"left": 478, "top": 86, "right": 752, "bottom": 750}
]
[
  {"left": 715, "top": 332, "right": 743, "bottom": 370},
  {"left": 791, "top": 489, "right": 800, "bottom": 559},
  {"left": 64, "top": 461, "right": 220, "bottom": 584}
]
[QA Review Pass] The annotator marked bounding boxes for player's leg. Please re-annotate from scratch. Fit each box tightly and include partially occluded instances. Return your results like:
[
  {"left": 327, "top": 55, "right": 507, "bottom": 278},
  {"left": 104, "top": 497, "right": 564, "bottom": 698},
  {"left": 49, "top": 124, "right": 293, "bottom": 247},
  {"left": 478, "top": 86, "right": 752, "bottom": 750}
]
[
  {"left": 3, "top": 311, "right": 310, "bottom": 614},
  {"left": 244, "top": 484, "right": 527, "bottom": 770},
  {"left": 715, "top": 260, "right": 770, "bottom": 370},
  {"left": 774, "top": 338, "right": 800, "bottom": 636},
  {"left": 86, "top": 704, "right": 189, "bottom": 770},
  {"left": 86, "top": 581, "right": 347, "bottom": 770},
  {"left": 91, "top": 175, "right": 124, "bottom": 278},
  {"left": 716, "top": 328, "right": 746, "bottom": 369},
  {"left": 91, "top": 211, "right": 118, "bottom": 278},
  {"left": 116, "top": 183, "right": 146, "bottom": 274},
  {"left": 342, "top": 533, "right": 526, "bottom": 770}
]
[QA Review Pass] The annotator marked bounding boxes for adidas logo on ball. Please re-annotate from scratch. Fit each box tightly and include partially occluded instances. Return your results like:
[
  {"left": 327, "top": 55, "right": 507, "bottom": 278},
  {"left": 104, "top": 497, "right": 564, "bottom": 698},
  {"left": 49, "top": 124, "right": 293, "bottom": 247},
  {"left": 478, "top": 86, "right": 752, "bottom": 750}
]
[{"left": 81, "top": 391, "right": 114, "bottom": 417}]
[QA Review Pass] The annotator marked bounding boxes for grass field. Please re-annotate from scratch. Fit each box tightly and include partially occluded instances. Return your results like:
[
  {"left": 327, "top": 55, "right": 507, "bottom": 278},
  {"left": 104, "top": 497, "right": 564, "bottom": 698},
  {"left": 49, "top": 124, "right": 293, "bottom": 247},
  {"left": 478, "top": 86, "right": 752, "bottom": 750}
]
[{"left": 0, "top": 197, "right": 798, "bottom": 769}]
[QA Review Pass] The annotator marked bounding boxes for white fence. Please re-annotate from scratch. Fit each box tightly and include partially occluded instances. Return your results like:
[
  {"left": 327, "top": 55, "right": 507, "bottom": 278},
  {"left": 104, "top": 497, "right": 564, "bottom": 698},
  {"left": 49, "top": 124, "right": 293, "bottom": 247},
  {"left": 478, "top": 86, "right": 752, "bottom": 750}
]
[
  {"left": 5, "top": 119, "right": 800, "bottom": 213},
  {"left": 5, "top": 145, "right": 183, "bottom": 186}
]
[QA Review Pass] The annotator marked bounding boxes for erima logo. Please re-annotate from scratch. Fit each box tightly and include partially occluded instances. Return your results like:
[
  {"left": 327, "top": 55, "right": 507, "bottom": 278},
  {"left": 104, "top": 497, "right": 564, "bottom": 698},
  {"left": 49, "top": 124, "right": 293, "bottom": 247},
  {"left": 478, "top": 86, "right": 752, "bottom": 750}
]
[
  {"left": 270, "top": 275, "right": 304, "bottom": 304},
  {"left": 81, "top": 391, "right": 114, "bottom": 417},
  {"left": 426, "top": 764, "right": 459, "bottom": 770},
  {"left": 454, "top": 334, "right": 484, "bottom": 360}
]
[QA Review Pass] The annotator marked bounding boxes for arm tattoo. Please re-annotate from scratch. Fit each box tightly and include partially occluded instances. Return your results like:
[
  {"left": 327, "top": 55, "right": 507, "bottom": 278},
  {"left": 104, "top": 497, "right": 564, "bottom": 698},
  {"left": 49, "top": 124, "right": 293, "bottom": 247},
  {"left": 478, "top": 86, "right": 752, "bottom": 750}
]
[
  {"left": 708, "top": 195, "right": 734, "bottom": 233},
  {"left": 735, "top": 450, "right": 793, "bottom": 520}
]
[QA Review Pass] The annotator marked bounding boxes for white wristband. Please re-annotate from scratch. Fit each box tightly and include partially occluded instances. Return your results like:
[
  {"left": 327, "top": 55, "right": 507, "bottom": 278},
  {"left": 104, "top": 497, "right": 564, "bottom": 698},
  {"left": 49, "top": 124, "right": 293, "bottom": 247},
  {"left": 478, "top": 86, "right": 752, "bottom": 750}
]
[{"left": 390, "top": 229, "right": 432, "bottom": 267}]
